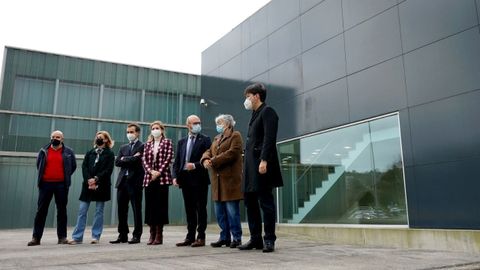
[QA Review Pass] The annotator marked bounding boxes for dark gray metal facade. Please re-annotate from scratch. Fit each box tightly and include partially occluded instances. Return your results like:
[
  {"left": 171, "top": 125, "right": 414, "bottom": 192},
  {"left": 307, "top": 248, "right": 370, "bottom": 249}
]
[{"left": 201, "top": 0, "right": 480, "bottom": 229}]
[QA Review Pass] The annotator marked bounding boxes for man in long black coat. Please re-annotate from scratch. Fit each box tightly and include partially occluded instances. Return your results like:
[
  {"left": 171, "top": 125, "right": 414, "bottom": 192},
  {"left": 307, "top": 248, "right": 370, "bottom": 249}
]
[{"left": 238, "top": 83, "right": 283, "bottom": 253}]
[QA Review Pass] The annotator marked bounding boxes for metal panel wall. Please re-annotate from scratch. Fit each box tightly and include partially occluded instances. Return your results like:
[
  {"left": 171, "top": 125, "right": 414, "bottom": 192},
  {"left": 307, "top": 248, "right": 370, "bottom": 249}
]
[
  {"left": 0, "top": 155, "right": 199, "bottom": 229},
  {"left": 1, "top": 47, "right": 200, "bottom": 110},
  {"left": 201, "top": 0, "right": 480, "bottom": 229}
]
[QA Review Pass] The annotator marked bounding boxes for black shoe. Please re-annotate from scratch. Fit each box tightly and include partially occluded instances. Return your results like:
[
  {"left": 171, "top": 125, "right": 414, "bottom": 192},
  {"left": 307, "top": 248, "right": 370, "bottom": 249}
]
[
  {"left": 210, "top": 239, "right": 231, "bottom": 248},
  {"left": 238, "top": 240, "right": 263, "bottom": 250},
  {"left": 263, "top": 241, "right": 275, "bottom": 253},
  {"left": 128, "top": 237, "right": 141, "bottom": 244},
  {"left": 109, "top": 237, "right": 128, "bottom": 244},
  {"left": 27, "top": 237, "right": 40, "bottom": 246},
  {"left": 229, "top": 240, "right": 242, "bottom": 248}
]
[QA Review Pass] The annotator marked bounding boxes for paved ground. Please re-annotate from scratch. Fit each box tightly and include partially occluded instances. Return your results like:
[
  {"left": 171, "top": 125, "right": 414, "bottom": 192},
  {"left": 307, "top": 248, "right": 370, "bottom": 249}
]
[{"left": 1, "top": 226, "right": 480, "bottom": 270}]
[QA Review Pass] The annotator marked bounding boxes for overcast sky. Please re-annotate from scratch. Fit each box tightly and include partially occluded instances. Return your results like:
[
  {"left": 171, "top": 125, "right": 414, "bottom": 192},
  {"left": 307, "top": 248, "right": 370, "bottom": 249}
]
[{"left": 0, "top": 0, "right": 270, "bottom": 75}]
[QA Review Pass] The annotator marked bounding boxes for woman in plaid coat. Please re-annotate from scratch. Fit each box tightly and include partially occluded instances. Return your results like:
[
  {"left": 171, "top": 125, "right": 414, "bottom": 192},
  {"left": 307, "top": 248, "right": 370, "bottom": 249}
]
[{"left": 142, "top": 120, "right": 173, "bottom": 245}]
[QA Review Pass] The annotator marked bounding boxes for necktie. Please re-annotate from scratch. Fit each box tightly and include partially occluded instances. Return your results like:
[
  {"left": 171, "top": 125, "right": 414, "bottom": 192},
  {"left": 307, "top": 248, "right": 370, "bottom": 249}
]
[
  {"left": 186, "top": 135, "right": 195, "bottom": 162},
  {"left": 129, "top": 142, "right": 135, "bottom": 154},
  {"left": 125, "top": 142, "right": 135, "bottom": 176}
]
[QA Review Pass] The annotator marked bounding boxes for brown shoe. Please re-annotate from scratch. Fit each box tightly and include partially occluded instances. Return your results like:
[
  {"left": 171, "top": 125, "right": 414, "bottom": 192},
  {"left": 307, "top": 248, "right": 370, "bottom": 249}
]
[
  {"left": 176, "top": 239, "right": 193, "bottom": 247},
  {"left": 57, "top": 238, "right": 68, "bottom": 244},
  {"left": 147, "top": 225, "right": 156, "bottom": 245},
  {"left": 191, "top": 239, "right": 205, "bottom": 247},
  {"left": 152, "top": 225, "right": 163, "bottom": 245},
  {"left": 27, "top": 237, "right": 40, "bottom": 246}
]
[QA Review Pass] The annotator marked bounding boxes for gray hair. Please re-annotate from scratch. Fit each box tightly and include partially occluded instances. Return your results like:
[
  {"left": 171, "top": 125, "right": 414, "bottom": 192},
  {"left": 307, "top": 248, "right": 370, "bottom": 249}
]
[
  {"left": 186, "top": 114, "right": 200, "bottom": 125},
  {"left": 215, "top": 114, "right": 236, "bottom": 128}
]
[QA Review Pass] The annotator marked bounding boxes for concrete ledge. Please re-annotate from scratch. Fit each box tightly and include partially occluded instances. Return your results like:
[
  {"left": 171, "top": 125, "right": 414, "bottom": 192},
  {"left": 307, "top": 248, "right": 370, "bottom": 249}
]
[{"left": 277, "top": 224, "right": 480, "bottom": 254}]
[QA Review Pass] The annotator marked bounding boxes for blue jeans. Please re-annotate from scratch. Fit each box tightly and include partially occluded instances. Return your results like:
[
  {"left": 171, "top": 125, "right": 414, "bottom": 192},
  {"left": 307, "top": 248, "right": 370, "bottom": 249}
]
[
  {"left": 71, "top": 200, "right": 105, "bottom": 241},
  {"left": 214, "top": 200, "right": 242, "bottom": 242}
]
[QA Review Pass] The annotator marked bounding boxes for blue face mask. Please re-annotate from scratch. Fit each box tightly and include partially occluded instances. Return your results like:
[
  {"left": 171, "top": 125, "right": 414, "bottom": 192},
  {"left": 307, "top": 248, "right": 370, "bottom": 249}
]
[
  {"left": 191, "top": 124, "right": 201, "bottom": 134},
  {"left": 216, "top": 125, "right": 224, "bottom": 134}
]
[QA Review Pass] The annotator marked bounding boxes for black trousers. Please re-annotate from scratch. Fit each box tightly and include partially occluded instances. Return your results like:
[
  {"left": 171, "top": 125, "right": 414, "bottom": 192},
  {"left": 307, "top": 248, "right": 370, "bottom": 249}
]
[
  {"left": 33, "top": 182, "right": 69, "bottom": 240},
  {"left": 181, "top": 184, "right": 208, "bottom": 241},
  {"left": 145, "top": 181, "right": 169, "bottom": 226},
  {"left": 244, "top": 189, "right": 277, "bottom": 243},
  {"left": 117, "top": 177, "right": 143, "bottom": 239}
]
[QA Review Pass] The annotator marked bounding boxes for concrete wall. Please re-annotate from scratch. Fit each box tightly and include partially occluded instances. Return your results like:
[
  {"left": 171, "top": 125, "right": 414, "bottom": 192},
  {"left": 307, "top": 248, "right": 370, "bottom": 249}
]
[{"left": 278, "top": 224, "right": 480, "bottom": 254}]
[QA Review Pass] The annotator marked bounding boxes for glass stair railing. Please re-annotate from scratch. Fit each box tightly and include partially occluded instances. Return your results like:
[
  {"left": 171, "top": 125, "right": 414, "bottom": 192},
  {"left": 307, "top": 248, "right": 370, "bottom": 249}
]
[{"left": 288, "top": 127, "right": 398, "bottom": 223}]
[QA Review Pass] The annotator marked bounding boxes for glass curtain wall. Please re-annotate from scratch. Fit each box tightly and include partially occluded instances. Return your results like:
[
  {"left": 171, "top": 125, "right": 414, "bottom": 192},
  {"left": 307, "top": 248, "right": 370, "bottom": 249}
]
[
  {"left": 278, "top": 114, "right": 407, "bottom": 225},
  {"left": 0, "top": 76, "right": 200, "bottom": 229},
  {"left": 1, "top": 76, "right": 199, "bottom": 154},
  {"left": 0, "top": 48, "right": 203, "bottom": 229}
]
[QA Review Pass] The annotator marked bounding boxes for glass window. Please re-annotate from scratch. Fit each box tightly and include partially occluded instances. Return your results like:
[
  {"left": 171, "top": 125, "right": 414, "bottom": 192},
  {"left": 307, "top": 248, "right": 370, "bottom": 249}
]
[
  {"left": 12, "top": 77, "right": 55, "bottom": 113},
  {"left": 102, "top": 87, "right": 142, "bottom": 121},
  {"left": 144, "top": 91, "right": 179, "bottom": 124},
  {"left": 278, "top": 114, "right": 407, "bottom": 225},
  {"left": 182, "top": 95, "right": 200, "bottom": 123},
  {"left": 98, "top": 122, "right": 133, "bottom": 154},
  {"left": 54, "top": 119, "right": 98, "bottom": 153},
  {"left": 57, "top": 82, "right": 100, "bottom": 117},
  {"left": 1, "top": 114, "right": 52, "bottom": 152}
]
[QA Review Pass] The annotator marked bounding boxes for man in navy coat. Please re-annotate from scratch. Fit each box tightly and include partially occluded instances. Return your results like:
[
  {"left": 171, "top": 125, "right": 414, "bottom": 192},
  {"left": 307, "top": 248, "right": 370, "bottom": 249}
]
[
  {"left": 173, "top": 115, "right": 212, "bottom": 247},
  {"left": 110, "top": 123, "right": 144, "bottom": 244},
  {"left": 238, "top": 83, "right": 283, "bottom": 253}
]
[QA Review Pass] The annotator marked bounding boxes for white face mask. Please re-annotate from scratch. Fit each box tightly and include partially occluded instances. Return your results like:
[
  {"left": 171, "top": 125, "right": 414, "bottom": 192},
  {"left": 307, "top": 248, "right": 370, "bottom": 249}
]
[
  {"left": 191, "top": 124, "right": 201, "bottom": 134},
  {"left": 151, "top": 129, "right": 162, "bottom": 138},
  {"left": 244, "top": 97, "right": 253, "bottom": 110},
  {"left": 126, "top": 133, "right": 136, "bottom": 142},
  {"left": 216, "top": 125, "right": 224, "bottom": 134}
]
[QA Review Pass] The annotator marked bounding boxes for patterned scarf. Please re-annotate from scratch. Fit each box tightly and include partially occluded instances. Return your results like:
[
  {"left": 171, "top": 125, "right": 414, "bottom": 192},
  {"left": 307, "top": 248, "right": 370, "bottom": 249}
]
[{"left": 94, "top": 147, "right": 104, "bottom": 165}]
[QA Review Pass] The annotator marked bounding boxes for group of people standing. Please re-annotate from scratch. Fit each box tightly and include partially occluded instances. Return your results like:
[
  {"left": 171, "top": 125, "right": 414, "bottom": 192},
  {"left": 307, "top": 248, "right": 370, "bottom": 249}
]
[{"left": 27, "top": 83, "right": 283, "bottom": 253}]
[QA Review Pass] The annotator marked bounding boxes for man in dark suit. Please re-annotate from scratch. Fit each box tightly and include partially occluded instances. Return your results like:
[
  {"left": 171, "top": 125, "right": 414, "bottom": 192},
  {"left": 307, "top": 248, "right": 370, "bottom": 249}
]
[
  {"left": 238, "top": 83, "right": 283, "bottom": 253},
  {"left": 110, "top": 123, "right": 144, "bottom": 244},
  {"left": 173, "top": 115, "right": 212, "bottom": 247}
]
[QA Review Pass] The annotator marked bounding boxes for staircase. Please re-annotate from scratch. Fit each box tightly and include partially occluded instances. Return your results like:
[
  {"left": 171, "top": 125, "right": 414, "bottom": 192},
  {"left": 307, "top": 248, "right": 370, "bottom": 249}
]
[{"left": 288, "top": 128, "right": 398, "bottom": 223}]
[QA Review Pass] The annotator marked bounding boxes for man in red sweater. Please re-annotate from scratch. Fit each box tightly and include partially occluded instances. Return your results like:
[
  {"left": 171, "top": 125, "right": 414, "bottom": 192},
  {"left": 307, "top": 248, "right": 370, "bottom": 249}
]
[{"left": 28, "top": 130, "right": 77, "bottom": 246}]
